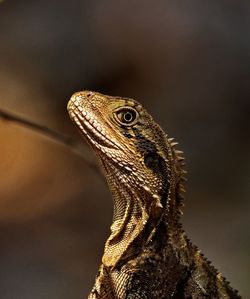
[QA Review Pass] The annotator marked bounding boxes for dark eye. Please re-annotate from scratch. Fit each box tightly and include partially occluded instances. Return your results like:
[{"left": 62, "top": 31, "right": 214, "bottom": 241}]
[{"left": 114, "top": 108, "right": 138, "bottom": 125}]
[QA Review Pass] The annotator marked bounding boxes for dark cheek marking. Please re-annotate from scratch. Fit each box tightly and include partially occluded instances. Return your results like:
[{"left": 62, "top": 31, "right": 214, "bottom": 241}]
[
  {"left": 122, "top": 131, "right": 133, "bottom": 139},
  {"left": 132, "top": 127, "right": 158, "bottom": 155},
  {"left": 144, "top": 151, "right": 169, "bottom": 200},
  {"left": 144, "top": 152, "right": 166, "bottom": 175},
  {"left": 145, "top": 152, "right": 169, "bottom": 207},
  {"left": 132, "top": 128, "right": 169, "bottom": 205}
]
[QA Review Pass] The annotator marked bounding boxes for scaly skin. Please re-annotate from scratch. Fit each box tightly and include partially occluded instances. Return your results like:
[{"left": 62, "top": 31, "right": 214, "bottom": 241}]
[{"left": 67, "top": 91, "right": 241, "bottom": 299}]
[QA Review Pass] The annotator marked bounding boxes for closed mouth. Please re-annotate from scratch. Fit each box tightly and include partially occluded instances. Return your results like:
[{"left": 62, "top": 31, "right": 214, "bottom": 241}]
[{"left": 68, "top": 104, "right": 120, "bottom": 151}]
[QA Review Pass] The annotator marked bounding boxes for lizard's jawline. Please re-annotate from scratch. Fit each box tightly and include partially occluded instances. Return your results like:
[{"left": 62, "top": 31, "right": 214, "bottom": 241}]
[
  {"left": 69, "top": 109, "right": 119, "bottom": 150},
  {"left": 69, "top": 109, "right": 134, "bottom": 172}
]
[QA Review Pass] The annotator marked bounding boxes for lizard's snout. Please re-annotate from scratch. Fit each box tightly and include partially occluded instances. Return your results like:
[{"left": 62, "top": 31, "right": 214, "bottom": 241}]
[{"left": 67, "top": 91, "right": 94, "bottom": 112}]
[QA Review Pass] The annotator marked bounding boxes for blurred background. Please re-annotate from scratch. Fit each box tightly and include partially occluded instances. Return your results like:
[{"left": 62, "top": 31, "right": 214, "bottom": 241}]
[{"left": 0, "top": 1, "right": 249, "bottom": 298}]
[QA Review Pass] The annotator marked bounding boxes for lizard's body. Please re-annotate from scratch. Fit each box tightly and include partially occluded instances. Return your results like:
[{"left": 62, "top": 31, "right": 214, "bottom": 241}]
[{"left": 67, "top": 91, "right": 241, "bottom": 299}]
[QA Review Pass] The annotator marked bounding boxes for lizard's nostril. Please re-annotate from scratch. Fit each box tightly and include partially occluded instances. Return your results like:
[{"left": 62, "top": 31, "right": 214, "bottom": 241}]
[{"left": 85, "top": 91, "right": 93, "bottom": 97}]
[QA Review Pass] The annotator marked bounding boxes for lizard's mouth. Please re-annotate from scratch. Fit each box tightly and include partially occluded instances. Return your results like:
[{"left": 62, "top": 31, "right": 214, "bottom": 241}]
[
  {"left": 68, "top": 104, "right": 120, "bottom": 151},
  {"left": 68, "top": 97, "right": 134, "bottom": 173}
]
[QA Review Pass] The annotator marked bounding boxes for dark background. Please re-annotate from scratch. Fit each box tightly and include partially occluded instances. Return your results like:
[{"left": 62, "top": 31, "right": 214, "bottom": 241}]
[{"left": 0, "top": 1, "right": 249, "bottom": 298}]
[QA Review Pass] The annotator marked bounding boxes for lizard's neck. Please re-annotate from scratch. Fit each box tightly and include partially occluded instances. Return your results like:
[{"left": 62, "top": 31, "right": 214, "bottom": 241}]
[
  {"left": 102, "top": 171, "right": 160, "bottom": 267},
  {"left": 101, "top": 160, "right": 182, "bottom": 269}
]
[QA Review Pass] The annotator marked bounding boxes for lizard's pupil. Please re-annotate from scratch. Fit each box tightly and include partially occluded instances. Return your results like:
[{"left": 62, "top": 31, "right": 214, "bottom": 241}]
[{"left": 123, "top": 111, "right": 133, "bottom": 122}]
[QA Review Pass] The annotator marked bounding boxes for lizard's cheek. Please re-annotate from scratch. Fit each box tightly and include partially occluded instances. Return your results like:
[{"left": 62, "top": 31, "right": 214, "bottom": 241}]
[{"left": 69, "top": 109, "right": 120, "bottom": 150}]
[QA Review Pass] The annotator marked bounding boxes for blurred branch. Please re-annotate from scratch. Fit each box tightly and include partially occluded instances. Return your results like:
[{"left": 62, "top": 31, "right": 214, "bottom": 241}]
[{"left": 0, "top": 109, "right": 101, "bottom": 176}]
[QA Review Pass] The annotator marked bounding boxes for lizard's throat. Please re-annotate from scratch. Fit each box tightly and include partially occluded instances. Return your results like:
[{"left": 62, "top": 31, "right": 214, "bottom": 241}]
[
  {"left": 104, "top": 186, "right": 149, "bottom": 268},
  {"left": 100, "top": 159, "right": 155, "bottom": 268}
]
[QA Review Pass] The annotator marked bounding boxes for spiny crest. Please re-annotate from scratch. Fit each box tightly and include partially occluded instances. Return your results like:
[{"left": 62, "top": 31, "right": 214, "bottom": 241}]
[{"left": 167, "top": 136, "right": 187, "bottom": 214}]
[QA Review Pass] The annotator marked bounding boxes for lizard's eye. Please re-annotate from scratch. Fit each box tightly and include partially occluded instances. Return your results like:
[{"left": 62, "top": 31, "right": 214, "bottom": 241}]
[{"left": 114, "top": 107, "right": 138, "bottom": 126}]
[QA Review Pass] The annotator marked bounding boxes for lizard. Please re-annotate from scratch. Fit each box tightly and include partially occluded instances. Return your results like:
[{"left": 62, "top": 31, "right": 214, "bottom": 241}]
[{"left": 67, "top": 91, "right": 241, "bottom": 299}]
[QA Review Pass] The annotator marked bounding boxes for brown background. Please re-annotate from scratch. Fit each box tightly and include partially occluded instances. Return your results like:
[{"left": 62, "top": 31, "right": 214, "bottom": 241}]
[{"left": 0, "top": 1, "right": 249, "bottom": 298}]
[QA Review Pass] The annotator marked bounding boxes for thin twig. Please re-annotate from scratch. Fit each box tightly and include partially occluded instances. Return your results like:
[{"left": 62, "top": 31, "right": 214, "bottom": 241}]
[{"left": 0, "top": 109, "right": 101, "bottom": 176}]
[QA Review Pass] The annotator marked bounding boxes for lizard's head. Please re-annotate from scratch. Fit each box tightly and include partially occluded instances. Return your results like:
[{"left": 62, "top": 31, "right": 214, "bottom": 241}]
[{"left": 68, "top": 91, "right": 186, "bottom": 266}]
